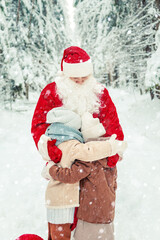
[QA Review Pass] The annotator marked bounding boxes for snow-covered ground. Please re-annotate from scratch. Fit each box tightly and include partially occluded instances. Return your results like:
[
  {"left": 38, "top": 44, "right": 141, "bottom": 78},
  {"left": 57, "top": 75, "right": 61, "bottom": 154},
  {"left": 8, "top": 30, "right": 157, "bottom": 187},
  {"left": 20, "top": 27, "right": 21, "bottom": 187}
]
[{"left": 0, "top": 88, "right": 160, "bottom": 240}]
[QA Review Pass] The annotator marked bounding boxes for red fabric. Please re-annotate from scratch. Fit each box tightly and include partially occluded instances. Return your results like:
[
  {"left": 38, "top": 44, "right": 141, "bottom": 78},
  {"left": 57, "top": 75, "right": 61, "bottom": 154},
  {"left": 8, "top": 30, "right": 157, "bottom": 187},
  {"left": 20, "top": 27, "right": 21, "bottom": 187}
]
[
  {"left": 93, "top": 87, "right": 124, "bottom": 168},
  {"left": 31, "top": 82, "right": 63, "bottom": 163},
  {"left": 47, "top": 140, "right": 62, "bottom": 163},
  {"left": 31, "top": 82, "right": 124, "bottom": 167},
  {"left": 107, "top": 154, "right": 119, "bottom": 168},
  {"left": 71, "top": 207, "right": 78, "bottom": 231},
  {"left": 16, "top": 234, "right": 43, "bottom": 240},
  {"left": 61, "top": 46, "right": 90, "bottom": 71},
  {"left": 48, "top": 223, "right": 71, "bottom": 240}
]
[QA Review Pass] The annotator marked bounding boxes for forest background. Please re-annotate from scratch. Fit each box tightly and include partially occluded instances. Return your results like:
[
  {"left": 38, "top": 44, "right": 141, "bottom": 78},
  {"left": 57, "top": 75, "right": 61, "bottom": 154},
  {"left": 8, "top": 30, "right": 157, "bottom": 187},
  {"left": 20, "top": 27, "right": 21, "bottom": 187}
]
[{"left": 0, "top": 0, "right": 160, "bottom": 107}]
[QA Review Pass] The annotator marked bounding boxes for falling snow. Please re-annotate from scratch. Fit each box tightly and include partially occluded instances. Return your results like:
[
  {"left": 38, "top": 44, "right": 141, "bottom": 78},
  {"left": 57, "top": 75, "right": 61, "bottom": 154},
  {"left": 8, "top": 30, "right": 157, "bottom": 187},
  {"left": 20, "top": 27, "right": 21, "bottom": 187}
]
[{"left": 0, "top": 88, "right": 160, "bottom": 240}]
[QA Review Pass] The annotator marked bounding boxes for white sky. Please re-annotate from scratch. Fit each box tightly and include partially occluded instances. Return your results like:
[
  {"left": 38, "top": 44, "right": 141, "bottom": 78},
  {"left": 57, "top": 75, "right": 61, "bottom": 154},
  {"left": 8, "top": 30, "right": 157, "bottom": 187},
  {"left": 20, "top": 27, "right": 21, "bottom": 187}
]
[{"left": 66, "top": 0, "right": 75, "bottom": 32}]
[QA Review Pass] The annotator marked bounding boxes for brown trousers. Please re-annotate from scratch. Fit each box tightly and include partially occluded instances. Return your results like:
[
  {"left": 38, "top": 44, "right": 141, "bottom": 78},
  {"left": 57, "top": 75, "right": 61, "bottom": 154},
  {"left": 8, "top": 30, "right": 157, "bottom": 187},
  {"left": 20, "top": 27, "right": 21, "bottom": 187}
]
[{"left": 48, "top": 222, "right": 71, "bottom": 240}]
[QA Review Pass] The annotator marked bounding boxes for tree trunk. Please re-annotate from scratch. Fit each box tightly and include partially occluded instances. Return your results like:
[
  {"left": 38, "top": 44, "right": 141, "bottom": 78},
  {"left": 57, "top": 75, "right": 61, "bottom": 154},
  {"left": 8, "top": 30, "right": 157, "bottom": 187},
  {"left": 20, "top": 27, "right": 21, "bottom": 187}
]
[
  {"left": 24, "top": 82, "right": 29, "bottom": 100},
  {"left": 155, "top": 84, "right": 160, "bottom": 99},
  {"left": 16, "top": 0, "right": 21, "bottom": 25},
  {"left": 150, "top": 88, "right": 154, "bottom": 100},
  {"left": 155, "top": 0, "right": 160, "bottom": 10},
  {"left": 28, "top": 0, "right": 35, "bottom": 38}
]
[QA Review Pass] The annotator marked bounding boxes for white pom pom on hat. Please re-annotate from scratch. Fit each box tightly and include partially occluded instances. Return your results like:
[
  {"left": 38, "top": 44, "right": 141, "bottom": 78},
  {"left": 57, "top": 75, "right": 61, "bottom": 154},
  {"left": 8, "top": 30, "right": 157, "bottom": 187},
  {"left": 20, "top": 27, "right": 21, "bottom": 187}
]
[
  {"left": 81, "top": 112, "right": 106, "bottom": 141},
  {"left": 61, "top": 46, "right": 93, "bottom": 77}
]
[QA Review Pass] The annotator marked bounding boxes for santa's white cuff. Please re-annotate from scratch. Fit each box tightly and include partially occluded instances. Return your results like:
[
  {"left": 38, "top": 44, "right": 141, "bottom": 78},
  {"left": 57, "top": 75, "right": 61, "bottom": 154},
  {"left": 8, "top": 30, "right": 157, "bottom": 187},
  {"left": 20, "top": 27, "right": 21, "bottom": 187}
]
[
  {"left": 38, "top": 134, "right": 51, "bottom": 161},
  {"left": 41, "top": 161, "right": 55, "bottom": 180}
]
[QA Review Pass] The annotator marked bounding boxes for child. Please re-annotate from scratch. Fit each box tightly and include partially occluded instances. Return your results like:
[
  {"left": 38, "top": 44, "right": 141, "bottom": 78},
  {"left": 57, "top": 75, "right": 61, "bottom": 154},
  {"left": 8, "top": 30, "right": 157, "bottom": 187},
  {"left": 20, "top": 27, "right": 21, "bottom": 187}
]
[
  {"left": 42, "top": 107, "right": 127, "bottom": 240},
  {"left": 47, "top": 154, "right": 118, "bottom": 240}
]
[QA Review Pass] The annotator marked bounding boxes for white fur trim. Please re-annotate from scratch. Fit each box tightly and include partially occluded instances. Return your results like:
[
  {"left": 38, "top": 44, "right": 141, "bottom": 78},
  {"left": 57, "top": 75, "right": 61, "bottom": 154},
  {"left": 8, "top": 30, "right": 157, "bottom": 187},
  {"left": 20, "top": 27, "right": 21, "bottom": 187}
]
[
  {"left": 38, "top": 134, "right": 51, "bottom": 161},
  {"left": 63, "top": 59, "right": 93, "bottom": 77},
  {"left": 41, "top": 161, "right": 55, "bottom": 180}
]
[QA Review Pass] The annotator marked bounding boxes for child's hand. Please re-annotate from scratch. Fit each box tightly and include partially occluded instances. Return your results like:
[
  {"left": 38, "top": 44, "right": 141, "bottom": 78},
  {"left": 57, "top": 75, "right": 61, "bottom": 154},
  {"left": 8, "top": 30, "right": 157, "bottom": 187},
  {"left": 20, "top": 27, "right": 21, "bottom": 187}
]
[{"left": 108, "top": 134, "right": 127, "bottom": 156}]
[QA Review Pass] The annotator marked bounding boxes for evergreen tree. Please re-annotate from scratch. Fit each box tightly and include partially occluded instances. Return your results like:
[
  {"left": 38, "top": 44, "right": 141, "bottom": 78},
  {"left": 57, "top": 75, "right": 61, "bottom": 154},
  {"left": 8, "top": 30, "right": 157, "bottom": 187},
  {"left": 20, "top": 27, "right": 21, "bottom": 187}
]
[
  {"left": 0, "top": 0, "right": 69, "bottom": 108},
  {"left": 104, "top": 0, "right": 159, "bottom": 92},
  {"left": 74, "top": 0, "right": 116, "bottom": 76},
  {"left": 145, "top": 26, "right": 160, "bottom": 99},
  {"left": 74, "top": 0, "right": 160, "bottom": 94}
]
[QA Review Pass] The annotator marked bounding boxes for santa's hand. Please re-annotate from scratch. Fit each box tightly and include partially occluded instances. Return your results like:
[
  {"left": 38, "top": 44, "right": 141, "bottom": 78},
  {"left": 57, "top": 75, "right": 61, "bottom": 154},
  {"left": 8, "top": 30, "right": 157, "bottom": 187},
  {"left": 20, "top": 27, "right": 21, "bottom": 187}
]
[
  {"left": 108, "top": 134, "right": 127, "bottom": 156},
  {"left": 41, "top": 161, "right": 55, "bottom": 180}
]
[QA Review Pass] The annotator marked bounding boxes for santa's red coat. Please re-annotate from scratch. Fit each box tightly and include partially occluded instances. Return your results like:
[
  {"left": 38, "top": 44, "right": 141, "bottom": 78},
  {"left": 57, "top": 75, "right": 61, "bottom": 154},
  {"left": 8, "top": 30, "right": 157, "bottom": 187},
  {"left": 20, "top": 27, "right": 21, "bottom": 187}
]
[
  {"left": 31, "top": 81, "right": 124, "bottom": 230},
  {"left": 31, "top": 81, "right": 124, "bottom": 167}
]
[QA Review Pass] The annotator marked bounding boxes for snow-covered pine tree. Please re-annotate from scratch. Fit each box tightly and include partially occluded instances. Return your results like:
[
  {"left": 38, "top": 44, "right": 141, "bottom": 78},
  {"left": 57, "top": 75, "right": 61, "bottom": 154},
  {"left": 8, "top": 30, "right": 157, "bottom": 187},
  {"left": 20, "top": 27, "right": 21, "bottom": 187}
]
[
  {"left": 145, "top": 26, "right": 160, "bottom": 99},
  {"left": 74, "top": 0, "right": 116, "bottom": 77},
  {"left": 107, "top": 0, "right": 160, "bottom": 93},
  {"left": 0, "top": 0, "right": 69, "bottom": 109},
  {"left": 74, "top": 0, "right": 160, "bottom": 94},
  {"left": 0, "top": 0, "right": 21, "bottom": 109}
]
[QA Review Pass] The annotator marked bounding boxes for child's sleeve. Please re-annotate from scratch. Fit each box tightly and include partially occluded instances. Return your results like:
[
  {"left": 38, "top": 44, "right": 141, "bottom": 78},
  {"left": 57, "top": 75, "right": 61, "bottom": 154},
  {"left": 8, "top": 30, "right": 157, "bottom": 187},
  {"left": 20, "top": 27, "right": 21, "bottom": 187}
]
[
  {"left": 71, "top": 140, "right": 113, "bottom": 162},
  {"left": 49, "top": 161, "right": 91, "bottom": 184}
]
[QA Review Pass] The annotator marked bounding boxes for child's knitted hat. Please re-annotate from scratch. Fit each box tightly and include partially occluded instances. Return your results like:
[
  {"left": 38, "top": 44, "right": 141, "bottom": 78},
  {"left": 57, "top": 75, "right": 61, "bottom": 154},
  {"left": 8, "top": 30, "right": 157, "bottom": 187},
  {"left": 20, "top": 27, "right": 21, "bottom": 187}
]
[
  {"left": 46, "top": 107, "right": 81, "bottom": 130},
  {"left": 46, "top": 107, "right": 83, "bottom": 146}
]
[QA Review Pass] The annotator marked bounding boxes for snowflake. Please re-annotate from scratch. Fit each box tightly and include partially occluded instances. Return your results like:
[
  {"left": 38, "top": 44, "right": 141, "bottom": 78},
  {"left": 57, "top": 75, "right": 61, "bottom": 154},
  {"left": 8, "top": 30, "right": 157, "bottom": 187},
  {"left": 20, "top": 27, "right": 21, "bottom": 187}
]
[
  {"left": 99, "top": 228, "right": 104, "bottom": 234},
  {"left": 111, "top": 201, "right": 115, "bottom": 207},
  {"left": 46, "top": 199, "right": 51, "bottom": 205},
  {"left": 58, "top": 226, "right": 63, "bottom": 231}
]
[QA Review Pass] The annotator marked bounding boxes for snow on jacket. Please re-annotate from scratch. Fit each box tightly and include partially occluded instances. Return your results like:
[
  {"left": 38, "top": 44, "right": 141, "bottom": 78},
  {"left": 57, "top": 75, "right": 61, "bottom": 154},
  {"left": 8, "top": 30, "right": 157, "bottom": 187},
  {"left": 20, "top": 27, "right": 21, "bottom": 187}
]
[
  {"left": 49, "top": 158, "right": 117, "bottom": 224},
  {"left": 31, "top": 81, "right": 124, "bottom": 167},
  {"left": 45, "top": 139, "right": 114, "bottom": 209}
]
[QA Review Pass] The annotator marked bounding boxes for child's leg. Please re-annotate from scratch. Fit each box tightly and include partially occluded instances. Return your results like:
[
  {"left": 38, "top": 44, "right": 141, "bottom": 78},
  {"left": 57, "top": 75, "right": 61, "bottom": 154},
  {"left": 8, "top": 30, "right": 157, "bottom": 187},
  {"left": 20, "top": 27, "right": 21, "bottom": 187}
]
[
  {"left": 74, "top": 219, "right": 115, "bottom": 240},
  {"left": 48, "top": 222, "right": 71, "bottom": 240}
]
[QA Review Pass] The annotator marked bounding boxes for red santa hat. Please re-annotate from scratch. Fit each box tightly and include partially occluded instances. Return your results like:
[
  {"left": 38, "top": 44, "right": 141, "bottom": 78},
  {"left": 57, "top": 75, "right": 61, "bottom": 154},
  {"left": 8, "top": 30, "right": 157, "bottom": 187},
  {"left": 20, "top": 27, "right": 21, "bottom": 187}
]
[{"left": 61, "top": 46, "right": 93, "bottom": 77}]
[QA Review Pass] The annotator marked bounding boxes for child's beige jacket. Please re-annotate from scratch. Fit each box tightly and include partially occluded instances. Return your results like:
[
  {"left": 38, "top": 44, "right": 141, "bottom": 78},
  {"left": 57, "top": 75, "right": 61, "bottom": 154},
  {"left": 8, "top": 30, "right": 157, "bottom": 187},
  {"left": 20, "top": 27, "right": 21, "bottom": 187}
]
[{"left": 45, "top": 139, "right": 113, "bottom": 209}]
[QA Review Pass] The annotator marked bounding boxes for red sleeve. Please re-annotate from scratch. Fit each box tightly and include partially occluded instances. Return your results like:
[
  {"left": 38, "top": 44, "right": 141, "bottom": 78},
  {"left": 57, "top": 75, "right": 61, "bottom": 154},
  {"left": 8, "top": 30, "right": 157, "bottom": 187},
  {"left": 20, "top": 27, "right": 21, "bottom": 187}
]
[
  {"left": 31, "top": 82, "right": 63, "bottom": 162},
  {"left": 94, "top": 88, "right": 124, "bottom": 167}
]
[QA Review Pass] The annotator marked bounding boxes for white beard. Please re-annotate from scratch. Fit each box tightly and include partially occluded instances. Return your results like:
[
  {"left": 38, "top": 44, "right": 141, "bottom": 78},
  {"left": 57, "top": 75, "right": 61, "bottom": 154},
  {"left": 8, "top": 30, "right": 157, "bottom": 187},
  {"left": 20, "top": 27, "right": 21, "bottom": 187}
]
[{"left": 54, "top": 72, "right": 104, "bottom": 116}]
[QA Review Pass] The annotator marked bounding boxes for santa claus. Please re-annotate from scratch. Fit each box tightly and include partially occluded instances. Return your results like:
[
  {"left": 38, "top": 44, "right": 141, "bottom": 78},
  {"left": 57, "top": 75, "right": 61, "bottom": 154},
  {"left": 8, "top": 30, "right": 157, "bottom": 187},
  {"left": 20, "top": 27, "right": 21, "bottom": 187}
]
[{"left": 31, "top": 46, "right": 124, "bottom": 168}]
